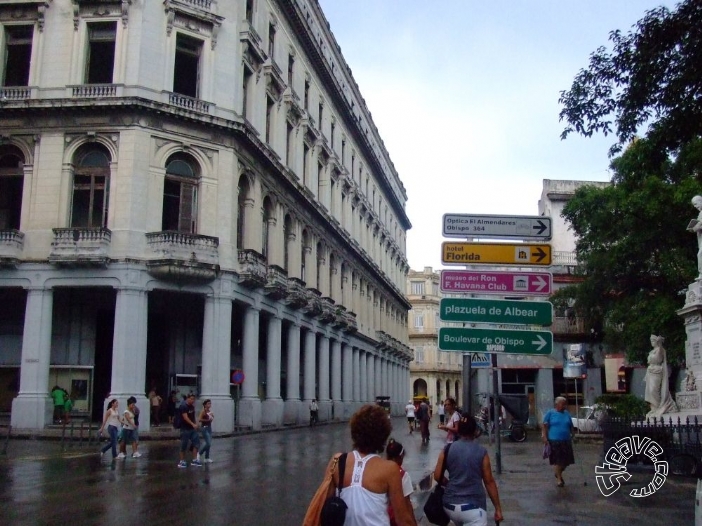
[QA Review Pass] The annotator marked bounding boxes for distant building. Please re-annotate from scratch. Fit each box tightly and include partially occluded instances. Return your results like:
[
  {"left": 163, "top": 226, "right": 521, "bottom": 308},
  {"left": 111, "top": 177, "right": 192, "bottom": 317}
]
[{"left": 406, "top": 267, "right": 462, "bottom": 408}]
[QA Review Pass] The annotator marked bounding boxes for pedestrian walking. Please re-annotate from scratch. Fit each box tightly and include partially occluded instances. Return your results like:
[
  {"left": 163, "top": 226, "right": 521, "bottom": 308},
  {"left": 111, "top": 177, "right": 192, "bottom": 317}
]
[
  {"left": 432, "top": 415, "right": 503, "bottom": 525},
  {"left": 177, "top": 393, "right": 201, "bottom": 468},
  {"left": 309, "top": 398, "right": 319, "bottom": 426},
  {"left": 167, "top": 390, "right": 178, "bottom": 425},
  {"left": 148, "top": 387, "right": 162, "bottom": 427},
  {"left": 197, "top": 399, "right": 214, "bottom": 463},
  {"left": 542, "top": 396, "right": 574, "bottom": 487},
  {"left": 98, "top": 399, "right": 121, "bottom": 459},
  {"left": 417, "top": 399, "right": 431, "bottom": 443},
  {"left": 131, "top": 397, "right": 142, "bottom": 458},
  {"left": 438, "top": 397, "right": 460, "bottom": 444},
  {"left": 386, "top": 438, "right": 414, "bottom": 526},
  {"left": 310, "top": 404, "right": 416, "bottom": 526},
  {"left": 437, "top": 399, "right": 446, "bottom": 425},
  {"left": 118, "top": 397, "right": 139, "bottom": 459},
  {"left": 404, "top": 400, "right": 415, "bottom": 434}
]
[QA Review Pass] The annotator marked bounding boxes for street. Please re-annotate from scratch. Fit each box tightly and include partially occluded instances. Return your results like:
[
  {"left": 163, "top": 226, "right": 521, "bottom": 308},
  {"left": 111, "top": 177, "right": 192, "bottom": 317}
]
[{"left": 0, "top": 417, "right": 696, "bottom": 525}]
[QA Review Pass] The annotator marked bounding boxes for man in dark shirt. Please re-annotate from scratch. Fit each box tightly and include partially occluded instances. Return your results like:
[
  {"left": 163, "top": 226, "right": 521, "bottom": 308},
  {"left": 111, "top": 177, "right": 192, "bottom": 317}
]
[
  {"left": 177, "top": 394, "right": 201, "bottom": 468},
  {"left": 417, "top": 400, "right": 431, "bottom": 443}
]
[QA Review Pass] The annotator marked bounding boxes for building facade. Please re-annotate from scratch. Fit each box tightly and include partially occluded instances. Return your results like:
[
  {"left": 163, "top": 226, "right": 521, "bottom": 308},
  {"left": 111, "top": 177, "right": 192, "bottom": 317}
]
[
  {"left": 407, "top": 267, "right": 462, "bottom": 410},
  {"left": 0, "top": 0, "right": 413, "bottom": 431}
]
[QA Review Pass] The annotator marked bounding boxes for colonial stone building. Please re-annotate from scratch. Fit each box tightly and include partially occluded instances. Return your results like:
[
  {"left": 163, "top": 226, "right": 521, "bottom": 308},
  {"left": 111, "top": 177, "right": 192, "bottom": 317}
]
[
  {"left": 407, "top": 267, "right": 462, "bottom": 409},
  {"left": 0, "top": 0, "right": 413, "bottom": 431}
]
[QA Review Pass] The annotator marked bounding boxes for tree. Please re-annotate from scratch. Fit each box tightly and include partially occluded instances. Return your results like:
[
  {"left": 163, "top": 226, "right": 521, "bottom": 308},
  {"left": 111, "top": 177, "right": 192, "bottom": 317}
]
[
  {"left": 556, "top": 138, "right": 702, "bottom": 364},
  {"left": 559, "top": 0, "right": 702, "bottom": 156}
]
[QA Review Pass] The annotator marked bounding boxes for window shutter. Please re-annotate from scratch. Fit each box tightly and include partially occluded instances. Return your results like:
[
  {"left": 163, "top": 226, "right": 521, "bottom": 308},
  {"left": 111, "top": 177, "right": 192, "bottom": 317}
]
[{"left": 179, "top": 183, "right": 195, "bottom": 233}]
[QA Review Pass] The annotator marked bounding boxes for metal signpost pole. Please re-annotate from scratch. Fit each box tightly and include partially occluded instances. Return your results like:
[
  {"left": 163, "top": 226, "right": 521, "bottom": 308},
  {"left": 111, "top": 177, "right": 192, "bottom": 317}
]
[
  {"left": 463, "top": 353, "right": 472, "bottom": 415},
  {"left": 493, "top": 353, "right": 501, "bottom": 474}
]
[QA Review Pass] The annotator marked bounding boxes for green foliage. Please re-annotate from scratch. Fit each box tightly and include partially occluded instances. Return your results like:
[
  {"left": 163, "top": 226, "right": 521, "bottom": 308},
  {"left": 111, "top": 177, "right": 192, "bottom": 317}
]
[
  {"left": 560, "top": 138, "right": 702, "bottom": 364},
  {"left": 559, "top": 0, "right": 702, "bottom": 156},
  {"left": 595, "top": 393, "right": 649, "bottom": 420}
]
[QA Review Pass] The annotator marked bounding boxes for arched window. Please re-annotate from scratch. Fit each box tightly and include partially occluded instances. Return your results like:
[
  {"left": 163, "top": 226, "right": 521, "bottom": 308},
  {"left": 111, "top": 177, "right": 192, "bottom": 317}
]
[
  {"left": 162, "top": 153, "right": 199, "bottom": 233},
  {"left": 0, "top": 146, "right": 25, "bottom": 230},
  {"left": 71, "top": 145, "right": 110, "bottom": 228}
]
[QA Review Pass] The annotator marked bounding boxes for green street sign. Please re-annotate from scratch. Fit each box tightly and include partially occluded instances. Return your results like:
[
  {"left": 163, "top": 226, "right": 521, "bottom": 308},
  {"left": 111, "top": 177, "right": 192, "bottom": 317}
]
[
  {"left": 440, "top": 298, "right": 552, "bottom": 326},
  {"left": 438, "top": 327, "right": 553, "bottom": 355}
]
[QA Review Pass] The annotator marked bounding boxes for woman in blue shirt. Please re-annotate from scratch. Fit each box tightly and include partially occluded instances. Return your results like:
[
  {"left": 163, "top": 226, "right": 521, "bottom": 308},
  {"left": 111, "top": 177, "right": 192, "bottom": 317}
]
[{"left": 542, "top": 396, "right": 574, "bottom": 487}]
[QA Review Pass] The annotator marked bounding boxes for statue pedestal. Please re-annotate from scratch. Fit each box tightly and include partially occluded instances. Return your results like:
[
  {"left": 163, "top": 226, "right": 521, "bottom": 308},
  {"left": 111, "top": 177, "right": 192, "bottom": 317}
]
[{"left": 673, "top": 279, "right": 702, "bottom": 421}]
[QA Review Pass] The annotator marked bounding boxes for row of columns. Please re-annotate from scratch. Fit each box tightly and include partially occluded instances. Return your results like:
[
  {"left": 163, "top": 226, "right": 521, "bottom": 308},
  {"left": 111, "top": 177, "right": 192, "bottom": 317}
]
[{"left": 10, "top": 286, "right": 411, "bottom": 431}]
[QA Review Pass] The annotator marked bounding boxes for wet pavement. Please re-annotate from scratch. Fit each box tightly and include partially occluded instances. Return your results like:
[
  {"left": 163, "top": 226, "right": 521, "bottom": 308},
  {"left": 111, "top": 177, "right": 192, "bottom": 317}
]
[{"left": 0, "top": 418, "right": 696, "bottom": 525}]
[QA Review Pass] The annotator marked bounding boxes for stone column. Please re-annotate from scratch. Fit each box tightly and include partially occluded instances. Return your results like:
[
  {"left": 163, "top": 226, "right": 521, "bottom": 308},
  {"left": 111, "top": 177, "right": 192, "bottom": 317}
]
[
  {"left": 303, "top": 329, "right": 317, "bottom": 421},
  {"left": 351, "top": 346, "right": 360, "bottom": 411},
  {"left": 376, "top": 355, "right": 383, "bottom": 398},
  {"left": 343, "top": 343, "right": 354, "bottom": 418},
  {"left": 367, "top": 354, "right": 375, "bottom": 402},
  {"left": 318, "top": 334, "right": 331, "bottom": 420},
  {"left": 201, "top": 292, "right": 235, "bottom": 433},
  {"left": 11, "top": 287, "right": 54, "bottom": 429},
  {"left": 284, "top": 322, "right": 302, "bottom": 424},
  {"left": 331, "top": 338, "right": 343, "bottom": 419},
  {"left": 107, "top": 287, "right": 149, "bottom": 425},
  {"left": 359, "top": 350, "right": 367, "bottom": 403},
  {"left": 262, "top": 315, "right": 283, "bottom": 426},
  {"left": 239, "top": 305, "right": 261, "bottom": 430}
]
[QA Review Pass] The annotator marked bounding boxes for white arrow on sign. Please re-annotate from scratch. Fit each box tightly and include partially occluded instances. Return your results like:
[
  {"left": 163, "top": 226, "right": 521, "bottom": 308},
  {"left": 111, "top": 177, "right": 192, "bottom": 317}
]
[
  {"left": 532, "top": 335, "right": 547, "bottom": 351},
  {"left": 533, "top": 275, "right": 547, "bottom": 292}
]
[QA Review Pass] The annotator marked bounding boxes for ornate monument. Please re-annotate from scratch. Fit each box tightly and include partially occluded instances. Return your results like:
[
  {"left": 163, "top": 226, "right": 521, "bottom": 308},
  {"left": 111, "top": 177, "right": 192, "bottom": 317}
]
[{"left": 676, "top": 196, "right": 702, "bottom": 412}]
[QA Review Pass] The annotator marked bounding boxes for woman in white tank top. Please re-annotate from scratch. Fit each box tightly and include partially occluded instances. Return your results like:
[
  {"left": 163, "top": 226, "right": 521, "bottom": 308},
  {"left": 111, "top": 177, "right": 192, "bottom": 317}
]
[{"left": 327, "top": 404, "right": 417, "bottom": 526}]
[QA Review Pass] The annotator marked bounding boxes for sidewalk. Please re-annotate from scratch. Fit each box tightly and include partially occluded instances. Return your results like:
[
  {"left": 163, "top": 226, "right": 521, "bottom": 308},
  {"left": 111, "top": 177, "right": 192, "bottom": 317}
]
[{"left": 397, "top": 428, "right": 696, "bottom": 525}]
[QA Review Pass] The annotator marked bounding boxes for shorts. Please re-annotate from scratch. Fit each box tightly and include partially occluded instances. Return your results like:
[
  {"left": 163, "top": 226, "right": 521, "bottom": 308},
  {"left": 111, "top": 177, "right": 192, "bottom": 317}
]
[
  {"left": 122, "top": 428, "right": 135, "bottom": 445},
  {"left": 407, "top": 417, "right": 415, "bottom": 423}
]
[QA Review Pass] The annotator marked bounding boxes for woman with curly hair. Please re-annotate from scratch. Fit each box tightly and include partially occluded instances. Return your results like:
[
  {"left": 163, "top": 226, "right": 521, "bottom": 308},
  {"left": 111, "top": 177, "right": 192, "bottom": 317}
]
[{"left": 324, "top": 404, "right": 417, "bottom": 526}]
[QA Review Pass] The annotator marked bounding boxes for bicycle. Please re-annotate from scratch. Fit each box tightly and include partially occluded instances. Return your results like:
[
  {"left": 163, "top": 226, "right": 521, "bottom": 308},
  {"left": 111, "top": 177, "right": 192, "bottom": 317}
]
[{"left": 475, "top": 406, "right": 527, "bottom": 442}]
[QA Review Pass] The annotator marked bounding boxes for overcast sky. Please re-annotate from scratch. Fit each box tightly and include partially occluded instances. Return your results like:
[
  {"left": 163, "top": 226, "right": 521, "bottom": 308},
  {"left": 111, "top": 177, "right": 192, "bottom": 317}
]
[{"left": 317, "top": 0, "right": 676, "bottom": 270}]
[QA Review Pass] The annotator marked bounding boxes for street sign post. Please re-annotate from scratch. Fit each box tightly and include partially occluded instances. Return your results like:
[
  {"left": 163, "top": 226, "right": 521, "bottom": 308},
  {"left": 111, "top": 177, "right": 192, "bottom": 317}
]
[
  {"left": 441, "top": 242, "right": 552, "bottom": 266},
  {"left": 440, "top": 298, "right": 552, "bottom": 326},
  {"left": 467, "top": 353, "right": 491, "bottom": 368},
  {"left": 443, "top": 214, "right": 551, "bottom": 240},
  {"left": 438, "top": 327, "right": 553, "bottom": 355},
  {"left": 441, "top": 270, "right": 552, "bottom": 296}
]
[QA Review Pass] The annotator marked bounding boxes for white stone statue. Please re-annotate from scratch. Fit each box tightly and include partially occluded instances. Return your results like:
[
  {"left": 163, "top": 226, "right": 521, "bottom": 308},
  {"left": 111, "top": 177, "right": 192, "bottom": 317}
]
[
  {"left": 644, "top": 334, "right": 678, "bottom": 418},
  {"left": 688, "top": 195, "right": 702, "bottom": 278}
]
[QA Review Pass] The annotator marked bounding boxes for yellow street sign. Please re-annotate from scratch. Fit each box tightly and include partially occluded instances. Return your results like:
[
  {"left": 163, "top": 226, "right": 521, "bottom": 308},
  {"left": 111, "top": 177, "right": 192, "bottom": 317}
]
[{"left": 441, "top": 242, "right": 552, "bottom": 266}]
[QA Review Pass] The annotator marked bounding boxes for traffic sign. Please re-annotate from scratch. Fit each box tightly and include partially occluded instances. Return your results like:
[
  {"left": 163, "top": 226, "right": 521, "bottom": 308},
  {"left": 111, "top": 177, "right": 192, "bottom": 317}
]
[
  {"left": 438, "top": 327, "right": 553, "bottom": 355},
  {"left": 443, "top": 214, "right": 551, "bottom": 240},
  {"left": 440, "top": 298, "right": 552, "bottom": 326},
  {"left": 441, "top": 270, "right": 552, "bottom": 296},
  {"left": 441, "top": 242, "right": 552, "bottom": 266},
  {"left": 468, "top": 353, "right": 491, "bottom": 368}
]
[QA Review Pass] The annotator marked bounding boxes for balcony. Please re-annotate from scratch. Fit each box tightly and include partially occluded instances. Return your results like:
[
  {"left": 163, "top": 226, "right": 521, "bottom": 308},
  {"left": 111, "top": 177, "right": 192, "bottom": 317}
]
[
  {"left": 284, "top": 278, "right": 308, "bottom": 309},
  {"left": 237, "top": 249, "right": 267, "bottom": 289},
  {"left": 343, "top": 311, "right": 358, "bottom": 333},
  {"left": 0, "top": 229, "right": 24, "bottom": 267},
  {"left": 167, "top": 92, "right": 212, "bottom": 114},
  {"left": 264, "top": 265, "right": 288, "bottom": 299},
  {"left": 50, "top": 228, "right": 111, "bottom": 266},
  {"left": 146, "top": 231, "right": 219, "bottom": 282},
  {"left": 301, "top": 288, "right": 323, "bottom": 317},
  {"left": 0, "top": 86, "right": 33, "bottom": 101},
  {"left": 69, "top": 84, "right": 121, "bottom": 99},
  {"left": 317, "top": 297, "right": 336, "bottom": 324}
]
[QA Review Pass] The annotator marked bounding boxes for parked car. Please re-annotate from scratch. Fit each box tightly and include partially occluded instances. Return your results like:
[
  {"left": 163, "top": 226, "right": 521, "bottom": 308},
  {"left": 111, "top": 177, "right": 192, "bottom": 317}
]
[{"left": 572, "top": 405, "right": 608, "bottom": 433}]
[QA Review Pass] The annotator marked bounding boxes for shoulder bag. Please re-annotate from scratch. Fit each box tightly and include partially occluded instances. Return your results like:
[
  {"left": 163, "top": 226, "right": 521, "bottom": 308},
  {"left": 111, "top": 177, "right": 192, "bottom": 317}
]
[
  {"left": 303, "top": 452, "right": 347, "bottom": 526},
  {"left": 423, "top": 444, "right": 451, "bottom": 526},
  {"left": 320, "top": 452, "right": 348, "bottom": 526}
]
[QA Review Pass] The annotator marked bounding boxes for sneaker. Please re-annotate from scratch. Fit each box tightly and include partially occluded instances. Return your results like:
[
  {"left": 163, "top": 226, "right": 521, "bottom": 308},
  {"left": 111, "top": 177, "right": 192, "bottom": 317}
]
[
  {"left": 178, "top": 460, "right": 187, "bottom": 468},
  {"left": 132, "top": 452, "right": 142, "bottom": 458},
  {"left": 117, "top": 453, "right": 126, "bottom": 459},
  {"left": 191, "top": 459, "right": 202, "bottom": 467},
  {"left": 204, "top": 458, "right": 213, "bottom": 463}
]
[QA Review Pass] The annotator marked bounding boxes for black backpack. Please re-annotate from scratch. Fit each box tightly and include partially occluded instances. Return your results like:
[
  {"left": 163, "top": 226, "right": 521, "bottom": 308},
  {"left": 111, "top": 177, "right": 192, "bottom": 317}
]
[
  {"left": 320, "top": 452, "right": 348, "bottom": 526},
  {"left": 173, "top": 402, "right": 185, "bottom": 429}
]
